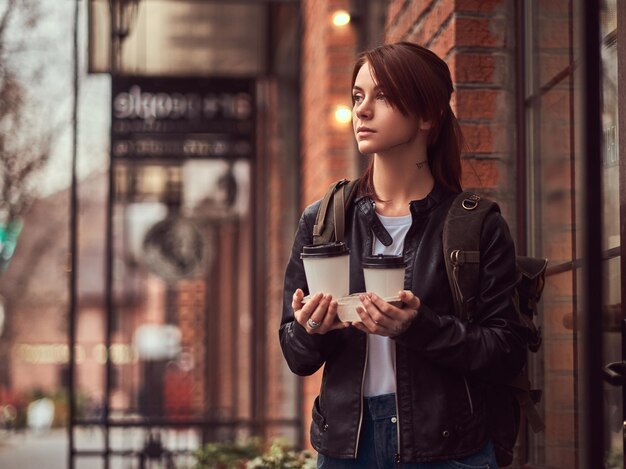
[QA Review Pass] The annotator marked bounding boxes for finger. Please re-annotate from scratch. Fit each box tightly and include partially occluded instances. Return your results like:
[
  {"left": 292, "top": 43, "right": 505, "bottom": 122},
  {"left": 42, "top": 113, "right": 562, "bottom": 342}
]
[
  {"left": 300, "top": 292, "right": 323, "bottom": 314},
  {"left": 307, "top": 294, "right": 332, "bottom": 332},
  {"left": 399, "top": 290, "right": 420, "bottom": 310},
  {"left": 321, "top": 298, "right": 339, "bottom": 329},
  {"left": 294, "top": 292, "right": 322, "bottom": 327},
  {"left": 366, "top": 293, "right": 397, "bottom": 317},
  {"left": 356, "top": 305, "right": 380, "bottom": 333},
  {"left": 362, "top": 293, "right": 396, "bottom": 324},
  {"left": 292, "top": 289, "right": 305, "bottom": 311}
]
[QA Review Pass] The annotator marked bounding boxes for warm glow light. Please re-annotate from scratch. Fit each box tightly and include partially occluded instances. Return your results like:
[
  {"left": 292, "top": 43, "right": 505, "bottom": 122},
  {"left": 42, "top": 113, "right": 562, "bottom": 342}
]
[
  {"left": 334, "top": 105, "right": 352, "bottom": 124},
  {"left": 332, "top": 10, "right": 351, "bottom": 27}
]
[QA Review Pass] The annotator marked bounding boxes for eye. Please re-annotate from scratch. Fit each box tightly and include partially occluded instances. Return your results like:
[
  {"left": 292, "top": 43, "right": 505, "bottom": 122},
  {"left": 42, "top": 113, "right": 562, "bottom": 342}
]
[
  {"left": 376, "top": 92, "right": 387, "bottom": 101},
  {"left": 352, "top": 94, "right": 364, "bottom": 104}
]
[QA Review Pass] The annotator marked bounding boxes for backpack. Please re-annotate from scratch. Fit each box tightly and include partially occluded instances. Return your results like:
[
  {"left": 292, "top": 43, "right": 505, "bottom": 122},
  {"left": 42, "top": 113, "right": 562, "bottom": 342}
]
[
  {"left": 443, "top": 191, "right": 547, "bottom": 466},
  {"left": 314, "top": 180, "right": 547, "bottom": 467}
]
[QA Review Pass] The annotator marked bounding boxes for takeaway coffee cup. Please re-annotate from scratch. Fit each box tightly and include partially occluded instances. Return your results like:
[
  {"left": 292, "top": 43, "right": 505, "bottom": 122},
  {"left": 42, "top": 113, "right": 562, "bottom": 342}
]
[
  {"left": 362, "top": 255, "right": 406, "bottom": 298},
  {"left": 301, "top": 242, "right": 350, "bottom": 299}
]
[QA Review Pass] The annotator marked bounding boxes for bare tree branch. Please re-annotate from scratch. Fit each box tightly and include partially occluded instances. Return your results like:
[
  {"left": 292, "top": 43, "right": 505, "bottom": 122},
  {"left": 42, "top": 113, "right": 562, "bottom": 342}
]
[{"left": 0, "top": 0, "right": 53, "bottom": 226}]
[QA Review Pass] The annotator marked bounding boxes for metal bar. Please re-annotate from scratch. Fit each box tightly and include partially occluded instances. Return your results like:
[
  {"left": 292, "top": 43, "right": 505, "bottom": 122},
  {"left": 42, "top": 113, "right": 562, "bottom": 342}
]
[
  {"left": 294, "top": 3, "right": 304, "bottom": 450},
  {"left": 616, "top": 3, "right": 626, "bottom": 463},
  {"left": 231, "top": 219, "right": 240, "bottom": 425},
  {"left": 73, "top": 417, "right": 301, "bottom": 427},
  {"left": 95, "top": 0, "right": 302, "bottom": 3},
  {"left": 514, "top": 0, "right": 527, "bottom": 256},
  {"left": 103, "top": 1, "right": 119, "bottom": 467},
  {"left": 68, "top": 0, "right": 81, "bottom": 468},
  {"left": 576, "top": 0, "right": 604, "bottom": 467},
  {"left": 250, "top": 83, "right": 264, "bottom": 438},
  {"left": 544, "top": 246, "right": 621, "bottom": 276}
]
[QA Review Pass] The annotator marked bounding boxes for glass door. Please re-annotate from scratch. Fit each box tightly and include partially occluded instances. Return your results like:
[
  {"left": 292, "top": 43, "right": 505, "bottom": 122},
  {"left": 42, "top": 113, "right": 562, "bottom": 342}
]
[
  {"left": 601, "top": 0, "right": 624, "bottom": 467},
  {"left": 523, "top": 0, "right": 623, "bottom": 467}
]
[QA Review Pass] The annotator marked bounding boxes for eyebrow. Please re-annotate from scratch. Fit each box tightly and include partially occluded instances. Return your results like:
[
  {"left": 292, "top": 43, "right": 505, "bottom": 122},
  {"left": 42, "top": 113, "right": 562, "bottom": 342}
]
[{"left": 352, "top": 85, "right": 381, "bottom": 92}]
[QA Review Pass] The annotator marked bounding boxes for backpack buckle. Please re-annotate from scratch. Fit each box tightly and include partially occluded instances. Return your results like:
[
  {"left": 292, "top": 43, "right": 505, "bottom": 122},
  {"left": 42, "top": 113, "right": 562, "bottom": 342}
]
[{"left": 461, "top": 194, "right": 481, "bottom": 211}]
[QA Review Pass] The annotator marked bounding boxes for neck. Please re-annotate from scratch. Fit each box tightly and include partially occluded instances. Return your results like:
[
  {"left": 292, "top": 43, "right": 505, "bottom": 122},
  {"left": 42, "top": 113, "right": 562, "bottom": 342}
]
[{"left": 371, "top": 143, "right": 434, "bottom": 216}]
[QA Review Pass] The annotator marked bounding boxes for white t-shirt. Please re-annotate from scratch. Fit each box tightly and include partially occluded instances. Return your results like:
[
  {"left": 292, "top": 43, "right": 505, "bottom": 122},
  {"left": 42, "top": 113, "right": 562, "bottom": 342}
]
[{"left": 363, "top": 212, "right": 412, "bottom": 397}]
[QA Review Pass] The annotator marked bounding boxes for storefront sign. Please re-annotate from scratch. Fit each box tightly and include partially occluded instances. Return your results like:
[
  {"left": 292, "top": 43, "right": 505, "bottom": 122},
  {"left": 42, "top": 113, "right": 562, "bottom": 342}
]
[{"left": 111, "top": 77, "right": 255, "bottom": 160}]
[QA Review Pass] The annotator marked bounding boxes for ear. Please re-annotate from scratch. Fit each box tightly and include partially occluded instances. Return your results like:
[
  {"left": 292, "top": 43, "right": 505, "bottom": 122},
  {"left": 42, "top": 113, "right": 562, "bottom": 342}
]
[{"left": 419, "top": 118, "right": 433, "bottom": 131}]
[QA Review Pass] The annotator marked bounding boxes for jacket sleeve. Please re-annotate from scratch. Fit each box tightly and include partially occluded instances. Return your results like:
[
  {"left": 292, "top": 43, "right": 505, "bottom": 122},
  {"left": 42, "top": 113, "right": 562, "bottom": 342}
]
[
  {"left": 394, "top": 210, "right": 527, "bottom": 382},
  {"left": 278, "top": 202, "right": 342, "bottom": 376}
]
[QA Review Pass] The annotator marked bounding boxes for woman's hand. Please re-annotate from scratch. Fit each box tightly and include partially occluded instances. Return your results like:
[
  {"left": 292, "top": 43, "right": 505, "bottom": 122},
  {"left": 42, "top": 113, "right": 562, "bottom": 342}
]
[
  {"left": 353, "top": 290, "right": 420, "bottom": 337},
  {"left": 292, "top": 289, "right": 350, "bottom": 335}
]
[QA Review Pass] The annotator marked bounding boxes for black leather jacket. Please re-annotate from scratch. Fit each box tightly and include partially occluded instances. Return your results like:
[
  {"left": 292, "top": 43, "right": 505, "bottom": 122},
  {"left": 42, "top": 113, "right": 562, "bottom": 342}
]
[{"left": 279, "top": 183, "right": 527, "bottom": 463}]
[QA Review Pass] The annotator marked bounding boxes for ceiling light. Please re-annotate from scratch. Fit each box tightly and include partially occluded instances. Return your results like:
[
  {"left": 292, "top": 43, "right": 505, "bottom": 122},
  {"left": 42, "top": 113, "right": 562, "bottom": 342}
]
[
  {"left": 332, "top": 10, "right": 351, "bottom": 27},
  {"left": 334, "top": 105, "right": 352, "bottom": 124}
]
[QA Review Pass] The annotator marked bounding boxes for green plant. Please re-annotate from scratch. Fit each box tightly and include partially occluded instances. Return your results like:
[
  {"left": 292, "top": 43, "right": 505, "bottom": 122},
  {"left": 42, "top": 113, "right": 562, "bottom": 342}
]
[
  {"left": 245, "top": 441, "right": 315, "bottom": 469},
  {"left": 193, "top": 439, "right": 316, "bottom": 469},
  {"left": 194, "top": 438, "right": 263, "bottom": 469}
]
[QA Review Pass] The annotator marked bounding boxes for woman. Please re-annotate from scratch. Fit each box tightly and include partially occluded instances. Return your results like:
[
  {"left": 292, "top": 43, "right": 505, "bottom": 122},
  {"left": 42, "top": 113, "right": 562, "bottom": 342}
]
[{"left": 279, "top": 42, "right": 526, "bottom": 469}]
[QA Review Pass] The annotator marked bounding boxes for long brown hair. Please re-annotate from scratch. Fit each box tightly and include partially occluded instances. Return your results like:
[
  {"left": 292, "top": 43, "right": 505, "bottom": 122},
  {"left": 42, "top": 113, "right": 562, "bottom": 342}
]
[{"left": 352, "top": 42, "right": 464, "bottom": 198}]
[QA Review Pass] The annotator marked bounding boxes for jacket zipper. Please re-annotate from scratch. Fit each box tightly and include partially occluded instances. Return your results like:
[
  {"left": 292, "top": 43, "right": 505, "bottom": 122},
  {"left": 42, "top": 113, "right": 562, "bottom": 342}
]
[
  {"left": 463, "top": 378, "right": 474, "bottom": 415},
  {"left": 391, "top": 202, "right": 417, "bottom": 463},
  {"left": 355, "top": 202, "right": 375, "bottom": 458},
  {"left": 393, "top": 346, "right": 401, "bottom": 460},
  {"left": 354, "top": 337, "right": 369, "bottom": 458}
]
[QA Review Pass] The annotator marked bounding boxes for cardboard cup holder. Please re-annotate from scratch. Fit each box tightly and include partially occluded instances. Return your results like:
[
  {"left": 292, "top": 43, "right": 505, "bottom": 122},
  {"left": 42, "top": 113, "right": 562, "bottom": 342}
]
[{"left": 301, "top": 293, "right": 402, "bottom": 322}]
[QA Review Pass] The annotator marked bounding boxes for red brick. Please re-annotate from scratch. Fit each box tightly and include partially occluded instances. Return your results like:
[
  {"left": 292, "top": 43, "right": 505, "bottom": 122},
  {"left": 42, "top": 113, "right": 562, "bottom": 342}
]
[
  {"left": 542, "top": 290, "right": 575, "bottom": 337},
  {"left": 449, "top": 53, "right": 505, "bottom": 85},
  {"left": 545, "top": 272, "right": 574, "bottom": 299},
  {"left": 455, "top": 17, "right": 505, "bottom": 48},
  {"left": 540, "top": 123, "right": 572, "bottom": 156},
  {"left": 459, "top": 123, "right": 507, "bottom": 154},
  {"left": 386, "top": 0, "right": 409, "bottom": 30},
  {"left": 538, "top": 17, "right": 571, "bottom": 50},
  {"left": 544, "top": 410, "right": 576, "bottom": 444},
  {"left": 544, "top": 373, "right": 575, "bottom": 410},
  {"left": 545, "top": 446, "right": 577, "bottom": 469},
  {"left": 538, "top": 52, "right": 571, "bottom": 88},
  {"left": 460, "top": 158, "right": 500, "bottom": 189},
  {"left": 542, "top": 231, "right": 573, "bottom": 264},
  {"left": 420, "top": 0, "right": 454, "bottom": 44},
  {"left": 426, "top": 17, "right": 455, "bottom": 58},
  {"left": 544, "top": 339, "right": 574, "bottom": 371},
  {"left": 456, "top": 0, "right": 505, "bottom": 13},
  {"left": 455, "top": 89, "right": 502, "bottom": 121},
  {"left": 538, "top": 0, "right": 570, "bottom": 17}
]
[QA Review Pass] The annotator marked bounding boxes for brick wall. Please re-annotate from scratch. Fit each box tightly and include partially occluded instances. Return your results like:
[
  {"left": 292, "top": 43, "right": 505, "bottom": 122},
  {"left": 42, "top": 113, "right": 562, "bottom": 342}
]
[
  {"left": 301, "top": 0, "right": 358, "bottom": 207},
  {"left": 385, "top": 0, "right": 517, "bottom": 223},
  {"left": 298, "top": 0, "right": 358, "bottom": 448}
]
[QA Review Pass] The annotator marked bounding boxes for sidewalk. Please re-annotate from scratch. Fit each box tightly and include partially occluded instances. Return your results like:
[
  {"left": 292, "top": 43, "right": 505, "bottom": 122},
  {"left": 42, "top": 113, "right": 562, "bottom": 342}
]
[
  {"left": 0, "top": 427, "right": 200, "bottom": 468},
  {"left": 0, "top": 429, "right": 68, "bottom": 469}
]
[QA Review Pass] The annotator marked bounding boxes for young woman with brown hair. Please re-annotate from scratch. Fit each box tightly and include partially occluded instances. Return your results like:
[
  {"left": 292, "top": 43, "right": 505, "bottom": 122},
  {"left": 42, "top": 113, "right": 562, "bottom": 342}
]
[{"left": 279, "top": 42, "right": 526, "bottom": 469}]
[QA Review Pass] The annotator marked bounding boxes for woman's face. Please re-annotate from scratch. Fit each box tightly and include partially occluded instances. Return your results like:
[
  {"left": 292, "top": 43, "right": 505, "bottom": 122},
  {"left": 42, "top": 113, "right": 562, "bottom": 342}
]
[{"left": 352, "top": 63, "right": 426, "bottom": 156}]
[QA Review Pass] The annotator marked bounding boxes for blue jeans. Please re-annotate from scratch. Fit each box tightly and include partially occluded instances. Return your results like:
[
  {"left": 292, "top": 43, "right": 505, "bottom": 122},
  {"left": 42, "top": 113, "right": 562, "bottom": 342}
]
[{"left": 316, "top": 393, "right": 499, "bottom": 469}]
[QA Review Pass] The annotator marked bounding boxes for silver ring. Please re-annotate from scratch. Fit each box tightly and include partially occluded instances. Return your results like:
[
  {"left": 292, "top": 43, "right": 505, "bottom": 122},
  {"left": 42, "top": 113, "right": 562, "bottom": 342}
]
[{"left": 307, "top": 318, "right": 321, "bottom": 329}]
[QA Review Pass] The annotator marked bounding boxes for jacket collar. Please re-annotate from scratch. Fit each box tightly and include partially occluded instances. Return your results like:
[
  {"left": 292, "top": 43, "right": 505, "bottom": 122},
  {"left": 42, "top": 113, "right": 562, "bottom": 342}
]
[
  {"left": 354, "top": 183, "right": 452, "bottom": 247},
  {"left": 355, "top": 181, "right": 450, "bottom": 213}
]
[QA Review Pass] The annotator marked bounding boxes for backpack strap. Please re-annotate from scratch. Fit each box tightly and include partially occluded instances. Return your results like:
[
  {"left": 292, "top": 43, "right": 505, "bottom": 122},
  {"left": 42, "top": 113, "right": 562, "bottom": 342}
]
[
  {"left": 507, "top": 374, "right": 546, "bottom": 433},
  {"left": 313, "top": 179, "right": 359, "bottom": 245},
  {"left": 442, "top": 192, "right": 499, "bottom": 322}
]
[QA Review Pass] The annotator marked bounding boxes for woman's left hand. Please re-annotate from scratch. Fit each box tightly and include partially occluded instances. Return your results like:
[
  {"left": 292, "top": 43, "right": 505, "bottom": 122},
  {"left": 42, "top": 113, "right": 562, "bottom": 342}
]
[{"left": 353, "top": 290, "right": 420, "bottom": 337}]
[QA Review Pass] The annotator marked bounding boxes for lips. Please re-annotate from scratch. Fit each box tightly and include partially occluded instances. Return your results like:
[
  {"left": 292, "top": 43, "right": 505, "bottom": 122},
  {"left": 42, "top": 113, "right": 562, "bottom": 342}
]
[{"left": 356, "top": 126, "right": 375, "bottom": 136}]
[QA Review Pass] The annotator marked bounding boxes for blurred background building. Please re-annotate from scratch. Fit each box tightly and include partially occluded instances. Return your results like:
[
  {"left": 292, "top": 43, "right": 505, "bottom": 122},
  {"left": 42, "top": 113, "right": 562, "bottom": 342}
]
[{"left": 0, "top": 0, "right": 622, "bottom": 468}]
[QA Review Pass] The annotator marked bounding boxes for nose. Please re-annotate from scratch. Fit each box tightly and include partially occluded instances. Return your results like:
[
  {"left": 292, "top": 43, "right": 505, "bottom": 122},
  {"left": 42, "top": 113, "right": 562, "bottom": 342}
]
[{"left": 354, "top": 98, "right": 372, "bottom": 120}]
